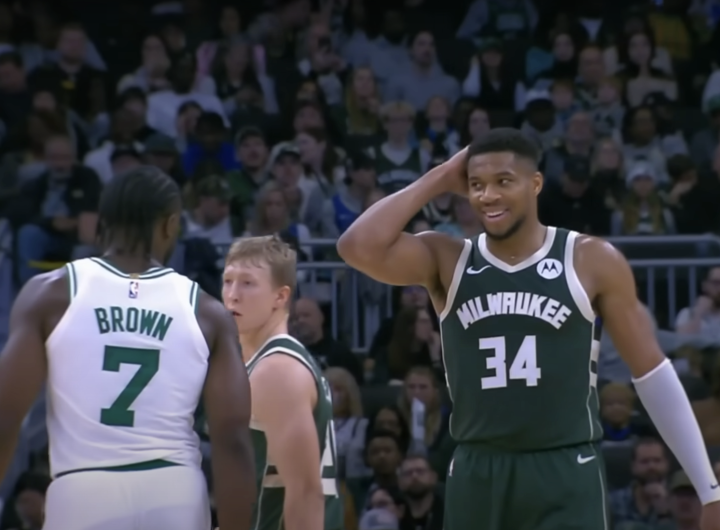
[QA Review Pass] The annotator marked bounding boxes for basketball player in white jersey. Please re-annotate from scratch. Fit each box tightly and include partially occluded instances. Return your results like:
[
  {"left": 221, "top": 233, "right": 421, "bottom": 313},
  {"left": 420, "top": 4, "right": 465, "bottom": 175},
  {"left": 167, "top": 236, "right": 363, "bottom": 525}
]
[
  {"left": 222, "top": 236, "right": 343, "bottom": 530},
  {"left": 0, "top": 166, "right": 256, "bottom": 530}
]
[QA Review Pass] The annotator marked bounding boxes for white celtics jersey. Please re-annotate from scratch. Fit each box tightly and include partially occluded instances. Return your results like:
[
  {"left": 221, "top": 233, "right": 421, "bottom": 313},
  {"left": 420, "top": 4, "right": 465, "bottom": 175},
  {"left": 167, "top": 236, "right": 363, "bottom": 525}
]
[{"left": 45, "top": 257, "right": 210, "bottom": 478}]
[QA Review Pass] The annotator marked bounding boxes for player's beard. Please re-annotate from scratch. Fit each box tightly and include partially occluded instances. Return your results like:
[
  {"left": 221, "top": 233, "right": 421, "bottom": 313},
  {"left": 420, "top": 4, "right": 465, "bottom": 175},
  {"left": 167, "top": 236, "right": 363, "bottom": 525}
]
[{"left": 483, "top": 214, "right": 526, "bottom": 241}]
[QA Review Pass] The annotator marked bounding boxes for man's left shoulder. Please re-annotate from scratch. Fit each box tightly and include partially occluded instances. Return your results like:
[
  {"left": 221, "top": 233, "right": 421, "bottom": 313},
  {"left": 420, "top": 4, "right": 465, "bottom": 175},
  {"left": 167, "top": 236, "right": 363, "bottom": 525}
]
[{"left": 71, "top": 164, "right": 101, "bottom": 185}]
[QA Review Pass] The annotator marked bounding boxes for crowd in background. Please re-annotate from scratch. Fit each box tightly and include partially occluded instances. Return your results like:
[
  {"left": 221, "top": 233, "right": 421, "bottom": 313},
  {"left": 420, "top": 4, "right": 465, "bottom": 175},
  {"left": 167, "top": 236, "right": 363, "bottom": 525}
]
[{"left": 2, "top": 0, "right": 720, "bottom": 528}]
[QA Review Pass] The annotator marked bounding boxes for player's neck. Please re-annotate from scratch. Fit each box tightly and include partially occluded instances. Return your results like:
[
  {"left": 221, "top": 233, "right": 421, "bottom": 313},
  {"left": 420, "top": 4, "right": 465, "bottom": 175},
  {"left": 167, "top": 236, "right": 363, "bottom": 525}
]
[
  {"left": 485, "top": 221, "right": 547, "bottom": 264},
  {"left": 102, "top": 248, "right": 162, "bottom": 274},
  {"left": 239, "top": 313, "right": 289, "bottom": 363}
]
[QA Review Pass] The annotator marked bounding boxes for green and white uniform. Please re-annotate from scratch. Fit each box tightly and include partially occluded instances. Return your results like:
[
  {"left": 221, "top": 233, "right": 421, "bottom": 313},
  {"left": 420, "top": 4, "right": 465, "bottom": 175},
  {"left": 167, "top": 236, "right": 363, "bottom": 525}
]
[
  {"left": 43, "top": 257, "right": 210, "bottom": 530},
  {"left": 246, "top": 334, "right": 344, "bottom": 530}
]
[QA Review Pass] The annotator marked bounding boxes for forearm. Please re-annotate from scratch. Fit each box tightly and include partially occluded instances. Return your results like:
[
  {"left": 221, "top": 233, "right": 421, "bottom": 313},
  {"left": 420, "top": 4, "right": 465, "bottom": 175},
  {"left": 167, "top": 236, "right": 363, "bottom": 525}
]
[
  {"left": 339, "top": 166, "right": 446, "bottom": 252},
  {"left": 0, "top": 424, "right": 22, "bottom": 480},
  {"left": 633, "top": 359, "right": 720, "bottom": 505},
  {"left": 283, "top": 484, "right": 325, "bottom": 530},
  {"left": 211, "top": 436, "right": 256, "bottom": 529}
]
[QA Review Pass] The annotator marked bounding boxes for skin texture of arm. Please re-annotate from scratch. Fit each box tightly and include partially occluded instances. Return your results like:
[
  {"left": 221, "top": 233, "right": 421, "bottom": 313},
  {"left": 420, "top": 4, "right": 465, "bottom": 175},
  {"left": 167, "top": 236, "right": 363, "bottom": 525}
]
[
  {"left": 0, "top": 270, "right": 64, "bottom": 478},
  {"left": 250, "top": 354, "right": 325, "bottom": 530},
  {"left": 198, "top": 292, "right": 256, "bottom": 530}
]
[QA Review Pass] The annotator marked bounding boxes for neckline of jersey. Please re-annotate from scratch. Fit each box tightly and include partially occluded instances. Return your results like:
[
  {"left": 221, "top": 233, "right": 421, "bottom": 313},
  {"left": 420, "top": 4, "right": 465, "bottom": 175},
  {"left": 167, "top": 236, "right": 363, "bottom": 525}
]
[
  {"left": 477, "top": 226, "right": 557, "bottom": 273},
  {"left": 90, "top": 257, "right": 171, "bottom": 279},
  {"left": 244, "top": 333, "right": 303, "bottom": 367}
]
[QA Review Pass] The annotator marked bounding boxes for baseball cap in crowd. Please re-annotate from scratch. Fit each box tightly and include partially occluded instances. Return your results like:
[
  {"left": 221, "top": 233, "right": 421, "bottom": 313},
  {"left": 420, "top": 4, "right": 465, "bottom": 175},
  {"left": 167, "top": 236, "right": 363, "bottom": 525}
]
[
  {"left": 269, "top": 142, "right": 301, "bottom": 166},
  {"left": 475, "top": 36, "right": 503, "bottom": 53},
  {"left": 706, "top": 95, "right": 720, "bottom": 115},
  {"left": 669, "top": 470, "right": 695, "bottom": 493},
  {"left": 194, "top": 175, "right": 232, "bottom": 201},
  {"left": 524, "top": 89, "right": 553, "bottom": 111},
  {"left": 626, "top": 161, "right": 657, "bottom": 186},
  {"left": 563, "top": 155, "right": 591, "bottom": 183},
  {"left": 359, "top": 508, "right": 399, "bottom": 530},
  {"left": 144, "top": 133, "right": 177, "bottom": 155},
  {"left": 234, "top": 126, "right": 265, "bottom": 146}
]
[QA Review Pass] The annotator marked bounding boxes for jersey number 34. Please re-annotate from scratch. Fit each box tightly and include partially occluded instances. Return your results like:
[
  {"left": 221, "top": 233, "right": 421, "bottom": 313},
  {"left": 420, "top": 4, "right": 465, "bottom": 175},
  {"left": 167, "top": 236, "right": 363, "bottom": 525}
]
[
  {"left": 99, "top": 345, "right": 160, "bottom": 427},
  {"left": 480, "top": 335, "right": 540, "bottom": 390}
]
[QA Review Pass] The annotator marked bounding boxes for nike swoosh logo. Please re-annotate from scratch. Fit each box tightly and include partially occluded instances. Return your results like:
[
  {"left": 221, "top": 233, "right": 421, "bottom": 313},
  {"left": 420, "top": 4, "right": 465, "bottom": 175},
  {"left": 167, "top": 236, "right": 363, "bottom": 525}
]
[
  {"left": 711, "top": 483, "right": 720, "bottom": 489},
  {"left": 577, "top": 455, "right": 596, "bottom": 464},
  {"left": 467, "top": 265, "right": 491, "bottom": 275}
]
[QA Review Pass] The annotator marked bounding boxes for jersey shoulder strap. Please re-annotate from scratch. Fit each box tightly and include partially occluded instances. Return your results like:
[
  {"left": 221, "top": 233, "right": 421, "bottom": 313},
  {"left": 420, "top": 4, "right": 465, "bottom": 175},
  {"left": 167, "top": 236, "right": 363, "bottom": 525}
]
[{"left": 254, "top": 334, "right": 319, "bottom": 377}]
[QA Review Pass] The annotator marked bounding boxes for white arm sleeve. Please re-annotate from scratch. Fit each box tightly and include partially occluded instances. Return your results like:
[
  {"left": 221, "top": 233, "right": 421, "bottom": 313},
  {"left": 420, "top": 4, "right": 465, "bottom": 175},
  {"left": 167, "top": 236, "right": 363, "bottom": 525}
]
[{"left": 633, "top": 359, "right": 720, "bottom": 505}]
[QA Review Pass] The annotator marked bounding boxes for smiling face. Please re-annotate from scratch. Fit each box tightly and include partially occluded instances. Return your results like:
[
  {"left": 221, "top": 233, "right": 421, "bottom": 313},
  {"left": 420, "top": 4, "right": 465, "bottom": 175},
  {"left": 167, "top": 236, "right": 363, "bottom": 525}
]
[{"left": 466, "top": 152, "right": 542, "bottom": 240}]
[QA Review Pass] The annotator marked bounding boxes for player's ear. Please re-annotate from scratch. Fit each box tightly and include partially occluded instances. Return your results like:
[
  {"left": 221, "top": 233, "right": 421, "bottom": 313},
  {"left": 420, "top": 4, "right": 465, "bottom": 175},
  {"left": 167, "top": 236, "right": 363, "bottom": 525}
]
[
  {"left": 275, "top": 285, "right": 292, "bottom": 309},
  {"left": 163, "top": 212, "right": 181, "bottom": 238},
  {"left": 532, "top": 171, "right": 543, "bottom": 196}
]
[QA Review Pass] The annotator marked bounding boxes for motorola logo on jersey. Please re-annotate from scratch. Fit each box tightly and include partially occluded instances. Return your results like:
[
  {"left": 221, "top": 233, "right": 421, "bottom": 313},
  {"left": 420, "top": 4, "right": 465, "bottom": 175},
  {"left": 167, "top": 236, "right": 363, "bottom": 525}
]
[{"left": 537, "top": 259, "right": 563, "bottom": 280}]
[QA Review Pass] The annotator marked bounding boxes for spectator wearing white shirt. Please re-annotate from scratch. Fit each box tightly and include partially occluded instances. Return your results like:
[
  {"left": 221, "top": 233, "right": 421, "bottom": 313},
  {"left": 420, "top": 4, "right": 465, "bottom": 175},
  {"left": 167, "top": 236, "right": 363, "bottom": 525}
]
[
  {"left": 146, "top": 52, "right": 226, "bottom": 137},
  {"left": 83, "top": 109, "right": 144, "bottom": 185},
  {"left": 675, "top": 267, "right": 720, "bottom": 336}
]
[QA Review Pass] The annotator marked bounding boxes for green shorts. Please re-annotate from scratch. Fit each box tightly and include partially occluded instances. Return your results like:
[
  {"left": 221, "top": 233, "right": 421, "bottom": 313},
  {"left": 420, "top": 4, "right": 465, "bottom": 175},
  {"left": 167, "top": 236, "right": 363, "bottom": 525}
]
[{"left": 444, "top": 443, "right": 609, "bottom": 530}]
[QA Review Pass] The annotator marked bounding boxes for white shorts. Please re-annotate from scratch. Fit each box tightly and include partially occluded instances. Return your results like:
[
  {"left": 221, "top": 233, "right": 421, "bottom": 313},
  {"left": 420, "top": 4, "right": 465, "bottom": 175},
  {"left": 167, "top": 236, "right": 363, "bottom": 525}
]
[{"left": 43, "top": 465, "right": 211, "bottom": 530}]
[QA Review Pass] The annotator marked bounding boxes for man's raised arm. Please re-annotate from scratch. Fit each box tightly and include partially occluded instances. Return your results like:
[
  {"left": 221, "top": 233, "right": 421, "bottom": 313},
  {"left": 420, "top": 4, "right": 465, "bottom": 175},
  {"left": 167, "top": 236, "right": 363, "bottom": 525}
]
[{"left": 337, "top": 149, "right": 467, "bottom": 288}]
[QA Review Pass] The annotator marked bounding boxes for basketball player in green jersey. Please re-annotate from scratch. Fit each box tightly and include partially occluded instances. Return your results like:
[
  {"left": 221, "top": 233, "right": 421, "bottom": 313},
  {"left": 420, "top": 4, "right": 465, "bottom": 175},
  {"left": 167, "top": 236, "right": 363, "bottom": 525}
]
[
  {"left": 338, "top": 129, "right": 720, "bottom": 530},
  {"left": 0, "top": 167, "right": 255, "bottom": 530},
  {"left": 222, "top": 235, "right": 343, "bottom": 530}
]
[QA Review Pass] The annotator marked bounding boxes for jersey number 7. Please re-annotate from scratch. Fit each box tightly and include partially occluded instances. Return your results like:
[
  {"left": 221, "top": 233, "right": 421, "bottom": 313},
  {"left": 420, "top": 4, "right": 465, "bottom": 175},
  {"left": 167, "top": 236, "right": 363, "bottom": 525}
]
[{"left": 99, "top": 346, "right": 160, "bottom": 427}]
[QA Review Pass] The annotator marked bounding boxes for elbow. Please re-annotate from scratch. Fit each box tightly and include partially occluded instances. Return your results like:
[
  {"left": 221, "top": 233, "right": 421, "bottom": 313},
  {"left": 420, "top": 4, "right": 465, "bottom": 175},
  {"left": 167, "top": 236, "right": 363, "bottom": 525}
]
[{"left": 336, "top": 229, "right": 363, "bottom": 266}]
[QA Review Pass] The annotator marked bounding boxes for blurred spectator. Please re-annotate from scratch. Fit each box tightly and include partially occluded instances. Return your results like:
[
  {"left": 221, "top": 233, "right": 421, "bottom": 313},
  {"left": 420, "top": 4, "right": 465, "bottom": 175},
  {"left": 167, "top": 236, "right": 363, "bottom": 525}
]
[
  {"left": 622, "top": 106, "right": 670, "bottom": 183},
  {"left": 196, "top": 5, "right": 243, "bottom": 76},
  {"left": 212, "top": 36, "right": 278, "bottom": 116},
  {"left": 0, "top": 52, "right": 32, "bottom": 137},
  {"left": 348, "top": 430, "right": 405, "bottom": 511},
  {"left": 13, "top": 135, "right": 101, "bottom": 284},
  {"left": 109, "top": 147, "right": 142, "bottom": 178},
  {"left": 456, "top": 0, "right": 538, "bottom": 41},
  {"left": 361, "top": 7, "right": 410, "bottom": 94},
  {"left": 549, "top": 79, "right": 582, "bottom": 126},
  {"left": 324, "top": 367, "right": 369, "bottom": 478},
  {"left": 297, "top": 19, "right": 346, "bottom": 107},
  {"left": 174, "top": 100, "right": 203, "bottom": 151},
  {"left": 182, "top": 112, "right": 239, "bottom": 176},
  {"left": 434, "top": 195, "right": 483, "bottom": 238},
  {"left": 296, "top": 127, "right": 344, "bottom": 198},
  {"left": 418, "top": 96, "right": 460, "bottom": 158},
  {"left": 689, "top": 95, "right": 720, "bottom": 169},
  {"left": 117, "top": 34, "right": 172, "bottom": 94},
  {"left": 520, "top": 89, "right": 563, "bottom": 152},
  {"left": 692, "top": 355, "right": 720, "bottom": 444},
  {"left": 116, "top": 88, "right": 158, "bottom": 142},
  {"left": 542, "top": 110, "right": 595, "bottom": 182},
  {"left": 83, "top": 108, "right": 144, "bottom": 184},
  {"left": 367, "top": 407, "right": 412, "bottom": 457},
  {"left": 664, "top": 154, "right": 720, "bottom": 234},
  {"left": 589, "top": 137, "right": 627, "bottom": 210},
  {"left": 30, "top": 86, "right": 90, "bottom": 157},
  {"left": 603, "top": 11, "right": 673, "bottom": 76},
  {"left": 592, "top": 76, "right": 625, "bottom": 138},
  {"left": 243, "top": 180, "right": 312, "bottom": 259},
  {"left": 146, "top": 52, "right": 226, "bottom": 137},
  {"left": 663, "top": 471, "right": 702, "bottom": 530},
  {"left": 462, "top": 37, "right": 520, "bottom": 111},
  {"left": 398, "top": 367, "right": 453, "bottom": 475},
  {"left": 183, "top": 175, "right": 233, "bottom": 249},
  {"left": 532, "top": 31, "right": 578, "bottom": 88},
  {"left": 616, "top": 30, "right": 678, "bottom": 108},
  {"left": 366, "top": 485, "right": 407, "bottom": 522},
  {"left": 333, "top": 67, "right": 382, "bottom": 143},
  {"left": 675, "top": 267, "right": 720, "bottom": 335},
  {"left": 225, "top": 127, "right": 270, "bottom": 232},
  {"left": 644, "top": 92, "right": 689, "bottom": 157},
  {"left": 327, "top": 149, "right": 377, "bottom": 235},
  {"left": 611, "top": 161, "right": 676, "bottom": 236},
  {"left": 246, "top": 0, "right": 311, "bottom": 61},
  {"left": 599, "top": 383, "right": 646, "bottom": 445},
  {"left": 458, "top": 106, "right": 491, "bottom": 146},
  {"left": 292, "top": 298, "right": 364, "bottom": 383},
  {"left": 576, "top": 45, "right": 607, "bottom": 108},
  {"left": 609, "top": 438, "right": 671, "bottom": 526},
  {"left": 373, "top": 101, "right": 429, "bottom": 194},
  {"left": 538, "top": 155, "right": 610, "bottom": 235},
  {"left": 28, "top": 23, "right": 105, "bottom": 119},
  {"left": 143, "top": 133, "right": 184, "bottom": 186},
  {"left": 385, "top": 31, "right": 459, "bottom": 111},
  {"left": 397, "top": 454, "right": 443, "bottom": 530}
]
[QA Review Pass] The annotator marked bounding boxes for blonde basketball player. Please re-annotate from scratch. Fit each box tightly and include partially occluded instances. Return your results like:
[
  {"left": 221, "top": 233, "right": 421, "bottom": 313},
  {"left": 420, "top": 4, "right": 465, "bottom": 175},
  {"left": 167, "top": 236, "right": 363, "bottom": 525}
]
[
  {"left": 222, "top": 236, "right": 343, "bottom": 530},
  {"left": 0, "top": 167, "right": 256, "bottom": 530}
]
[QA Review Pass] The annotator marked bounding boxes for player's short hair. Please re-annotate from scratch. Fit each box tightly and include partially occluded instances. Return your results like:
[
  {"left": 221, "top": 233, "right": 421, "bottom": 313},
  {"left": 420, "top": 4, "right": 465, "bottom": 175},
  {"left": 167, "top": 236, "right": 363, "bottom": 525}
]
[
  {"left": 466, "top": 127, "right": 541, "bottom": 167},
  {"left": 225, "top": 235, "right": 297, "bottom": 293},
  {"left": 98, "top": 166, "right": 181, "bottom": 254}
]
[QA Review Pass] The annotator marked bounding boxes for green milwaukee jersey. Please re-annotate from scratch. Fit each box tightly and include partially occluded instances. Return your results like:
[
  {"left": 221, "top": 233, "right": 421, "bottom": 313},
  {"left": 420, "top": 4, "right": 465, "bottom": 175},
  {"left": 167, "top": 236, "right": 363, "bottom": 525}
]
[
  {"left": 246, "top": 334, "right": 343, "bottom": 530},
  {"left": 440, "top": 227, "right": 602, "bottom": 451},
  {"left": 374, "top": 144, "right": 424, "bottom": 194}
]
